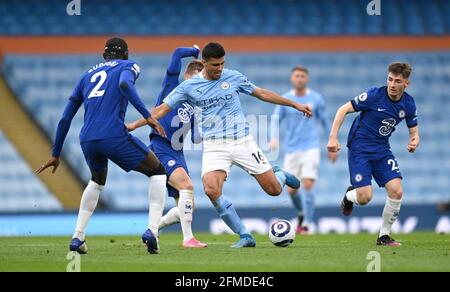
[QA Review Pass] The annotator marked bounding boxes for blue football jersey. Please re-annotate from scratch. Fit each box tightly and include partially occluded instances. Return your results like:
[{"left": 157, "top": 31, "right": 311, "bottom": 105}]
[
  {"left": 70, "top": 59, "right": 142, "bottom": 142},
  {"left": 347, "top": 86, "right": 418, "bottom": 152},
  {"left": 151, "top": 70, "right": 195, "bottom": 149}
]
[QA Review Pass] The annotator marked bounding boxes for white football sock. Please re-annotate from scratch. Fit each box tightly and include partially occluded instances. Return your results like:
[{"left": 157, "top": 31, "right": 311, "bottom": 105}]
[
  {"left": 178, "top": 189, "right": 194, "bottom": 241},
  {"left": 345, "top": 188, "right": 359, "bottom": 205},
  {"left": 148, "top": 175, "right": 167, "bottom": 237},
  {"left": 379, "top": 197, "right": 402, "bottom": 237},
  {"left": 73, "top": 181, "right": 104, "bottom": 240},
  {"left": 159, "top": 206, "right": 180, "bottom": 229}
]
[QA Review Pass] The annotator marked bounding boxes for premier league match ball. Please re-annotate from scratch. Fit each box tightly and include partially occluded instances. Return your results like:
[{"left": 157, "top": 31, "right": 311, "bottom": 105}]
[{"left": 269, "top": 219, "right": 296, "bottom": 247}]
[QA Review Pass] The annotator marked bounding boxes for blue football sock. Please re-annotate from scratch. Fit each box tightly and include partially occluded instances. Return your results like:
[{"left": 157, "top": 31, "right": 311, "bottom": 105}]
[
  {"left": 213, "top": 196, "right": 249, "bottom": 236},
  {"left": 302, "top": 190, "right": 315, "bottom": 226},
  {"left": 274, "top": 170, "right": 286, "bottom": 188},
  {"left": 290, "top": 192, "right": 303, "bottom": 214}
]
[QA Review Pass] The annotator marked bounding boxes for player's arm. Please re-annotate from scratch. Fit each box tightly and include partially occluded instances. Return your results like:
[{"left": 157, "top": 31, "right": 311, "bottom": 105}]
[
  {"left": 35, "top": 98, "right": 81, "bottom": 174},
  {"left": 167, "top": 46, "right": 200, "bottom": 75},
  {"left": 119, "top": 70, "right": 166, "bottom": 137},
  {"left": 126, "top": 103, "right": 172, "bottom": 132},
  {"left": 327, "top": 101, "right": 355, "bottom": 153},
  {"left": 252, "top": 87, "right": 312, "bottom": 118},
  {"left": 407, "top": 126, "right": 419, "bottom": 153}
]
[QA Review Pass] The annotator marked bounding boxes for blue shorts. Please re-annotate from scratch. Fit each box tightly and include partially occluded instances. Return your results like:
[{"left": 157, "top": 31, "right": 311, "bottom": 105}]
[
  {"left": 348, "top": 148, "right": 402, "bottom": 188},
  {"left": 81, "top": 134, "right": 149, "bottom": 173},
  {"left": 150, "top": 135, "right": 189, "bottom": 198}
]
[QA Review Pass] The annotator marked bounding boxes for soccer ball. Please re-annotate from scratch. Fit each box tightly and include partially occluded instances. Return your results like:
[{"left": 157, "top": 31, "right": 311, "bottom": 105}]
[{"left": 269, "top": 219, "right": 295, "bottom": 247}]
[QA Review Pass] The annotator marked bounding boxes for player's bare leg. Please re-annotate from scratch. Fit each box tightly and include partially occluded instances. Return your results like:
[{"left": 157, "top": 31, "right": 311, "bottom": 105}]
[
  {"left": 341, "top": 185, "right": 372, "bottom": 216},
  {"left": 70, "top": 169, "right": 107, "bottom": 254},
  {"left": 254, "top": 167, "right": 300, "bottom": 197},
  {"left": 134, "top": 152, "right": 167, "bottom": 254},
  {"left": 377, "top": 178, "right": 403, "bottom": 247},
  {"left": 160, "top": 167, "right": 207, "bottom": 248},
  {"left": 203, "top": 170, "right": 255, "bottom": 248}
]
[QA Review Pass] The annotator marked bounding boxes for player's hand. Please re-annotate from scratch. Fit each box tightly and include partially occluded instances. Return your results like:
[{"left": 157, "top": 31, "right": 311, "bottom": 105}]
[
  {"left": 35, "top": 157, "right": 60, "bottom": 174},
  {"left": 294, "top": 103, "right": 313, "bottom": 118},
  {"left": 407, "top": 136, "right": 419, "bottom": 153},
  {"left": 146, "top": 116, "right": 167, "bottom": 138},
  {"left": 269, "top": 139, "right": 279, "bottom": 151},
  {"left": 328, "top": 151, "right": 338, "bottom": 163},
  {"left": 126, "top": 122, "right": 136, "bottom": 132},
  {"left": 193, "top": 45, "right": 200, "bottom": 58},
  {"left": 327, "top": 138, "right": 341, "bottom": 153}
]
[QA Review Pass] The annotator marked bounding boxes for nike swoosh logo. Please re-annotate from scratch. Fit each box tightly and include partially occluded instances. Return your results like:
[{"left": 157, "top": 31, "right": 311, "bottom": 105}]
[{"left": 377, "top": 108, "right": 386, "bottom": 112}]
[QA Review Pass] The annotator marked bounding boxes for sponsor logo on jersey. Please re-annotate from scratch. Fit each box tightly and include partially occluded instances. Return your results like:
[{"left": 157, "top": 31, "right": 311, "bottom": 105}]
[{"left": 177, "top": 103, "right": 194, "bottom": 123}]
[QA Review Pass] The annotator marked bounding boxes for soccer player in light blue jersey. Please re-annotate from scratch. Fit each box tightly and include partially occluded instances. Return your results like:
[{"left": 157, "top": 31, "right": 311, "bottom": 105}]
[
  {"left": 36, "top": 38, "right": 168, "bottom": 254},
  {"left": 270, "top": 66, "right": 337, "bottom": 234},
  {"left": 144, "top": 42, "right": 313, "bottom": 248},
  {"left": 328, "top": 62, "right": 419, "bottom": 246}
]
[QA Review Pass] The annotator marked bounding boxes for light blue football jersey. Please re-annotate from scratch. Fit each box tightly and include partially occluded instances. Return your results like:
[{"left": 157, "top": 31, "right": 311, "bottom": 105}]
[
  {"left": 163, "top": 69, "right": 257, "bottom": 140},
  {"left": 272, "top": 89, "right": 331, "bottom": 153}
]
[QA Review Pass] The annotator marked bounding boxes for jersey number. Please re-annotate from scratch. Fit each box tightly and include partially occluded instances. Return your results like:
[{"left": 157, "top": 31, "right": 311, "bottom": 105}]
[
  {"left": 88, "top": 71, "right": 107, "bottom": 98},
  {"left": 388, "top": 159, "right": 400, "bottom": 173},
  {"left": 252, "top": 151, "right": 266, "bottom": 164}
]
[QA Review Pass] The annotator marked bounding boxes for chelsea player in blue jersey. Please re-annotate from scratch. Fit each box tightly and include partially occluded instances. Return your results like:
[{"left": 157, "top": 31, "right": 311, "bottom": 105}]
[
  {"left": 128, "top": 46, "right": 207, "bottom": 248},
  {"left": 327, "top": 62, "right": 419, "bottom": 246},
  {"left": 36, "top": 38, "right": 168, "bottom": 254},
  {"left": 141, "top": 42, "right": 313, "bottom": 248}
]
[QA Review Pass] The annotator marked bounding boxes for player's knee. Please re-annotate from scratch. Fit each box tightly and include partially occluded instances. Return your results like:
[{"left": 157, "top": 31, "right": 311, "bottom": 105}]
[
  {"left": 266, "top": 183, "right": 282, "bottom": 197},
  {"left": 302, "top": 180, "right": 314, "bottom": 191},
  {"left": 179, "top": 179, "right": 194, "bottom": 192},
  {"left": 389, "top": 188, "right": 403, "bottom": 200},
  {"left": 152, "top": 163, "right": 167, "bottom": 176},
  {"left": 357, "top": 190, "right": 372, "bottom": 205},
  {"left": 204, "top": 185, "right": 221, "bottom": 200}
]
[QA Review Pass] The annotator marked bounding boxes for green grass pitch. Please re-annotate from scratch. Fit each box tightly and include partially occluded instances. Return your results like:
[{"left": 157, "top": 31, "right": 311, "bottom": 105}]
[{"left": 0, "top": 232, "right": 449, "bottom": 272}]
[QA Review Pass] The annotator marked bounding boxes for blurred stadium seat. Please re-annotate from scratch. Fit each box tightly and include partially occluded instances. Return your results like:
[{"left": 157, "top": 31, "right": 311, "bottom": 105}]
[
  {"left": 3, "top": 52, "right": 449, "bottom": 209},
  {"left": 0, "top": 0, "right": 448, "bottom": 36},
  {"left": 0, "top": 130, "right": 62, "bottom": 212}
]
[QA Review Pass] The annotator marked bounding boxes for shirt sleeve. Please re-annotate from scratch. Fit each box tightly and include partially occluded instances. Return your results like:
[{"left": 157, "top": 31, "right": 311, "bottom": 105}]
[
  {"left": 235, "top": 71, "right": 257, "bottom": 95},
  {"left": 163, "top": 82, "right": 189, "bottom": 109},
  {"left": 123, "top": 62, "right": 141, "bottom": 81},
  {"left": 350, "top": 87, "right": 377, "bottom": 112},
  {"left": 119, "top": 69, "right": 150, "bottom": 119},
  {"left": 406, "top": 98, "right": 418, "bottom": 128}
]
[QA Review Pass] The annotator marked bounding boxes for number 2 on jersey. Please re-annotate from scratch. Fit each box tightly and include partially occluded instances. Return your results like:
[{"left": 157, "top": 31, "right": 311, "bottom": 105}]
[
  {"left": 88, "top": 71, "right": 107, "bottom": 98},
  {"left": 388, "top": 159, "right": 400, "bottom": 173}
]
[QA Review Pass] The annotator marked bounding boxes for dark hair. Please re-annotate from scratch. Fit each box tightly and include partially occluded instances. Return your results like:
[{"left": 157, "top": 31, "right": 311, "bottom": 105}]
[
  {"left": 185, "top": 60, "right": 204, "bottom": 75},
  {"left": 292, "top": 65, "right": 309, "bottom": 75},
  {"left": 201, "top": 42, "right": 225, "bottom": 61},
  {"left": 103, "top": 37, "right": 128, "bottom": 60},
  {"left": 388, "top": 62, "right": 412, "bottom": 79}
]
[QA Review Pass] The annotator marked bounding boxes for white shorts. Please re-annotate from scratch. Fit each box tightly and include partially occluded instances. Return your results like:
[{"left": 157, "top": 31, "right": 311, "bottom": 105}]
[
  {"left": 283, "top": 148, "right": 320, "bottom": 180},
  {"left": 201, "top": 135, "right": 272, "bottom": 177}
]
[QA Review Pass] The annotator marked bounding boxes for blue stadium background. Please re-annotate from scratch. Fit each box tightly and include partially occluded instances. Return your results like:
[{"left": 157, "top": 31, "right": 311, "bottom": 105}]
[{"left": 0, "top": 0, "right": 449, "bottom": 235}]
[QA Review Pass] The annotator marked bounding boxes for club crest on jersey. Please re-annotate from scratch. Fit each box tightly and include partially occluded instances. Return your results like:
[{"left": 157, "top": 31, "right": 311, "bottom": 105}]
[
  {"left": 399, "top": 110, "right": 405, "bottom": 118},
  {"left": 355, "top": 174, "right": 363, "bottom": 182},
  {"left": 168, "top": 160, "right": 176, "bottom": 167},
  {"left": 177, "top": 103, "right": 194, "bottom": 123},
  {"left": 221, "top": 82, "right": 230, "bottom": 90}
]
